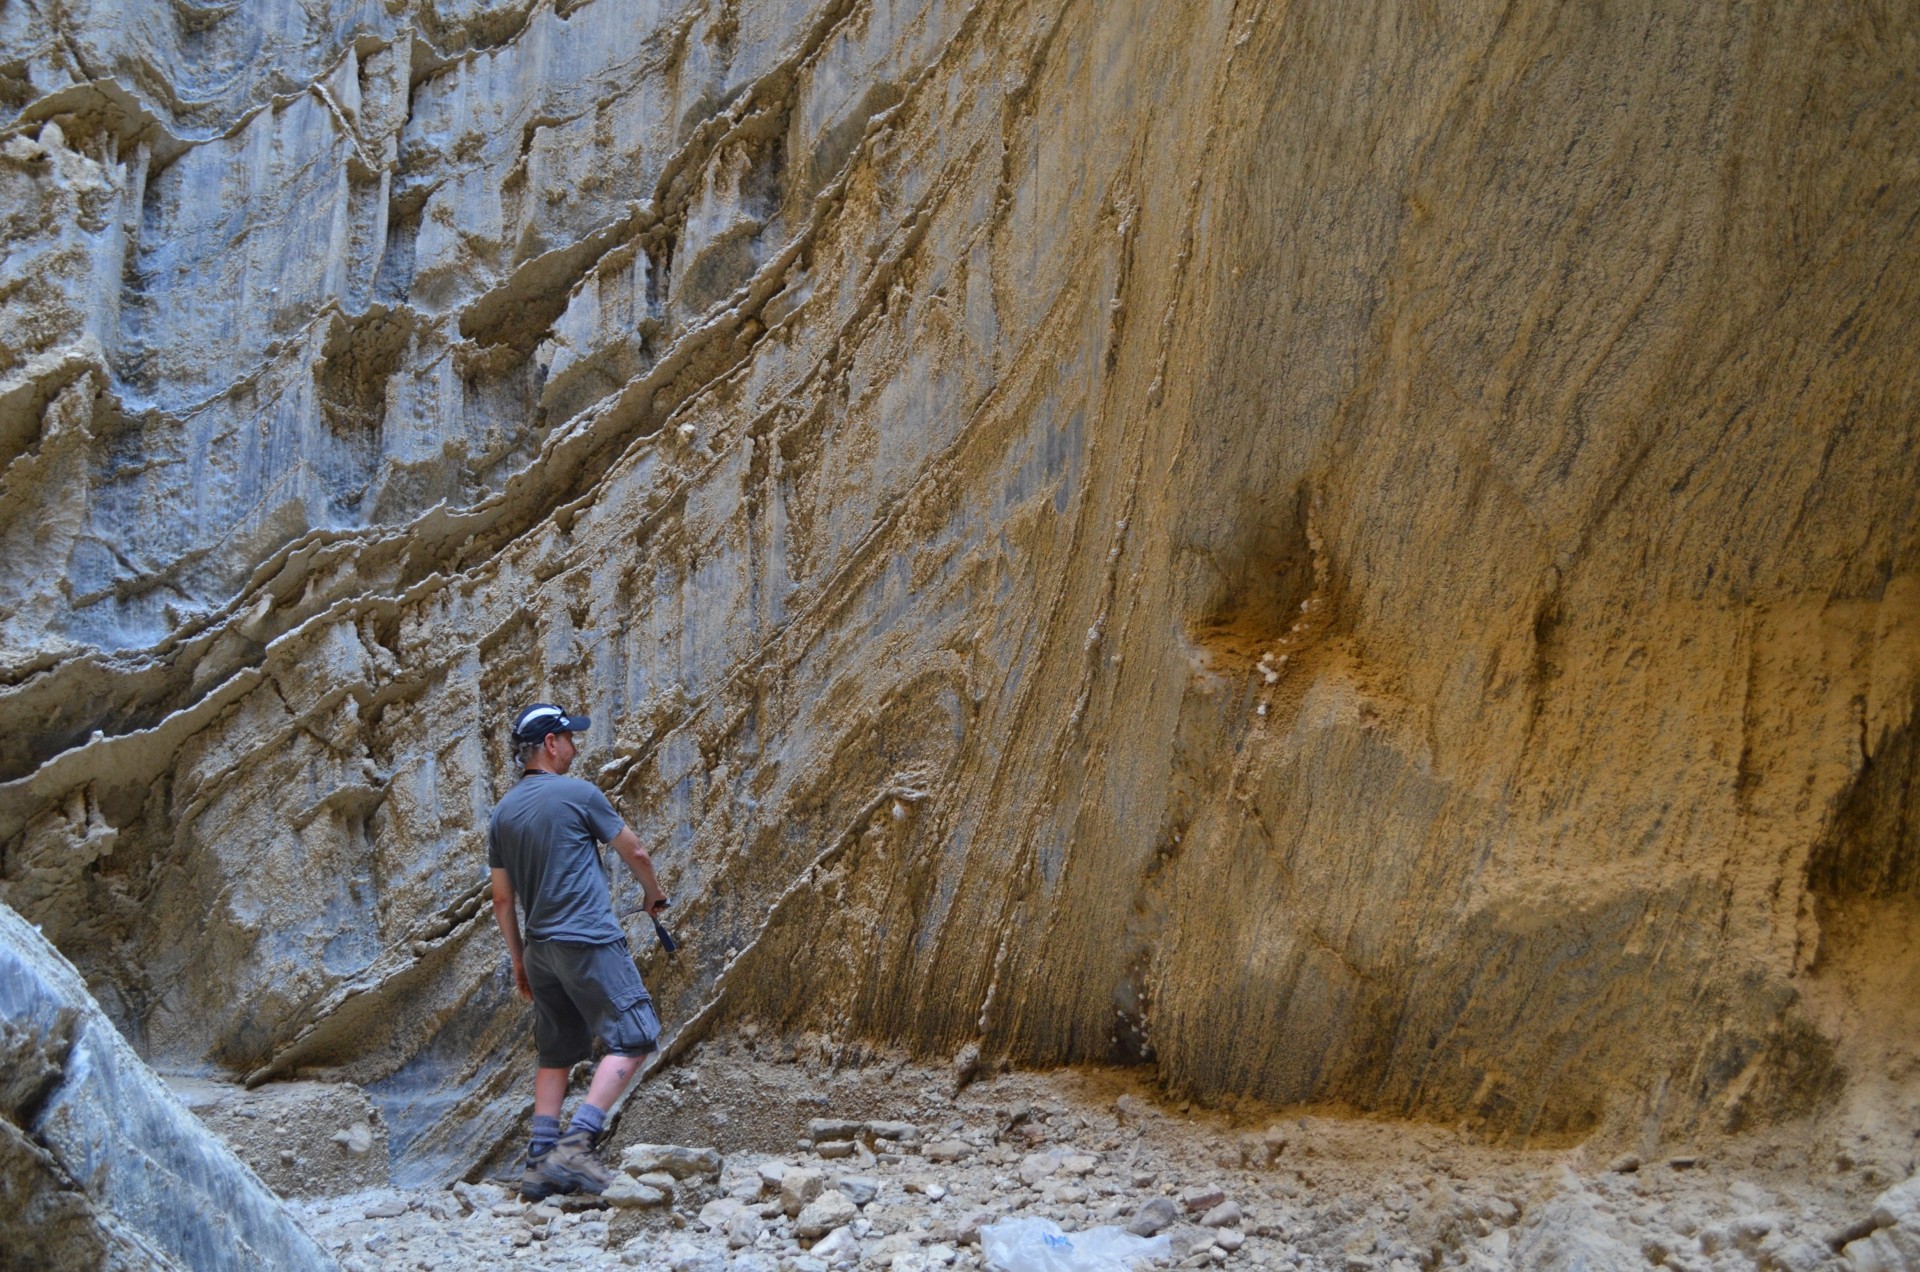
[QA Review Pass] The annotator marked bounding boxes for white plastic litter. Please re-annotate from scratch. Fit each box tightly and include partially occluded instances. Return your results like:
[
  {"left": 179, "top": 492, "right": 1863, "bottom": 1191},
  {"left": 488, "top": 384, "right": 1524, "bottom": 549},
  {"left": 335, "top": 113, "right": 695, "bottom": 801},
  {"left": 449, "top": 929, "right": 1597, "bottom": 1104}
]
[{"left": 980, "top": 1217, "right": 1171, "bottom": 1272}]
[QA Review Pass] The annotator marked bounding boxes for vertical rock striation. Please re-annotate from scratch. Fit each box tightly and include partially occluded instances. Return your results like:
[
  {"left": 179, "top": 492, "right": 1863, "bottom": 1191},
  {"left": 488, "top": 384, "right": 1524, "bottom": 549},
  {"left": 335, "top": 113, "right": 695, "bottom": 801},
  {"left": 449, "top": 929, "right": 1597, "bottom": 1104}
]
[{"left": 1, "top": 0, "right": 1915, "bottom": 1183}]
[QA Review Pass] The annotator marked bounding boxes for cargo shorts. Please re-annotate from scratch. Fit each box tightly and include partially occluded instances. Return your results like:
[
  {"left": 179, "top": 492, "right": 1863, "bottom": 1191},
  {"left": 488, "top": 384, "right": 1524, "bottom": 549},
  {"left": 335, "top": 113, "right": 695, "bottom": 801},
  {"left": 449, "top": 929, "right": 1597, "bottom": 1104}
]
[{"left": 523, "top": 938, "right": 661, "bottom": 1069}]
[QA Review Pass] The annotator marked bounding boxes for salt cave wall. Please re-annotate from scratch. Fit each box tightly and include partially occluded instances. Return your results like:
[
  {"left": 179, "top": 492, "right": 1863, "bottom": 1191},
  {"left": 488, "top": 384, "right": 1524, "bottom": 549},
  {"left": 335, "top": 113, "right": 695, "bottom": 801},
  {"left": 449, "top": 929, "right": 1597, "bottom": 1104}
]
[{"left": 1, "top": 0, "right": 1915, "bottom": 1185}]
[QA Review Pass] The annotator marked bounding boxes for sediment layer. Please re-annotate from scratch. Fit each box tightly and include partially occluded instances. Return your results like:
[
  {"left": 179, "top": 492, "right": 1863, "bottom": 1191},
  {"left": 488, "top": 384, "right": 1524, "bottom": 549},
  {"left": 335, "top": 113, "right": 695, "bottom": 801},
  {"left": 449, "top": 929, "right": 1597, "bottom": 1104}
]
[{"left": 1, "top": 0, "right": 1915, "bottom": 1184}]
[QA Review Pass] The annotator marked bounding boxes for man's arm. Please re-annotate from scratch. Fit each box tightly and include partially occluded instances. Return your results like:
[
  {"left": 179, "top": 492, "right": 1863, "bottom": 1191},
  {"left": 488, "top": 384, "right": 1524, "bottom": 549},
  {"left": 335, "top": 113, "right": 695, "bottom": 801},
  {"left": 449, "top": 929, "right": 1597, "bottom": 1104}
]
[
  {"left": 608, "top": 827, "right": 668, "bottom": 915},
  {"left": 490, "top": 868, "right": 532, "bottom": 1001}
]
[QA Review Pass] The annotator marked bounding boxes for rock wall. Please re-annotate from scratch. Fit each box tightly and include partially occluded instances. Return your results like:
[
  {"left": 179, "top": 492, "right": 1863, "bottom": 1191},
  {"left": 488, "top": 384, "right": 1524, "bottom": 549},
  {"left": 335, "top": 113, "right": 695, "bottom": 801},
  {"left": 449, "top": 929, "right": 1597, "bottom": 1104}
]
[
  {"left": 1, "top": 0, "right": 1915, "bottom": 1184},
  {"left": 0, "top": 903, "right": 334, "bottom": 1268}
]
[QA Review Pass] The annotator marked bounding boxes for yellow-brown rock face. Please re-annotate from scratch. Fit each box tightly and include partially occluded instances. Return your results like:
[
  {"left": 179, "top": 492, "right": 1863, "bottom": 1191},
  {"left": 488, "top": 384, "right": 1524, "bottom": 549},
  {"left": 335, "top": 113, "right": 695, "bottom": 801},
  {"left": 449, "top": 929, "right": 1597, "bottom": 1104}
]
[{"left": 1, "top": 0, "right": 1914, "bottom": 1181}]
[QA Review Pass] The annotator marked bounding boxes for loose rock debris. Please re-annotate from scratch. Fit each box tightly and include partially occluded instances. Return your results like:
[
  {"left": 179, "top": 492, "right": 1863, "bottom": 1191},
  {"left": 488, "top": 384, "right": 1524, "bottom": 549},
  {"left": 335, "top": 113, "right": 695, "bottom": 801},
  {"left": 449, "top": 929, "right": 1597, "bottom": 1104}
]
[{"left": 276, "top": 1065, "right": 1914, "bottom": 1271}]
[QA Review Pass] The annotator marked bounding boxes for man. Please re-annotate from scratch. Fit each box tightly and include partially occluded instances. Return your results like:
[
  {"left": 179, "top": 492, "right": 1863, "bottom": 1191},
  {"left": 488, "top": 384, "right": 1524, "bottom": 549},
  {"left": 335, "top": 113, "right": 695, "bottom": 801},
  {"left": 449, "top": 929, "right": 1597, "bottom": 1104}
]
[{"left": 488, "top": 703, "right": 669, "bottom": 1199}]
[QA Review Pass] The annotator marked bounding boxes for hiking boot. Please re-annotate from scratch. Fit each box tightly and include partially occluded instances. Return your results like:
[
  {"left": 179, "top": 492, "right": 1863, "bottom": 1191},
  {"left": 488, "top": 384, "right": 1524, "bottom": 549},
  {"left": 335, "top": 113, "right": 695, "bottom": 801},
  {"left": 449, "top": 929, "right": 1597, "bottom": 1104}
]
[
  {"left": 540, "top": 1127, "right": 615, "bottom": 1195},
  {"left": 518, "top": 1148, "right": 572, "bottom": 1201}
]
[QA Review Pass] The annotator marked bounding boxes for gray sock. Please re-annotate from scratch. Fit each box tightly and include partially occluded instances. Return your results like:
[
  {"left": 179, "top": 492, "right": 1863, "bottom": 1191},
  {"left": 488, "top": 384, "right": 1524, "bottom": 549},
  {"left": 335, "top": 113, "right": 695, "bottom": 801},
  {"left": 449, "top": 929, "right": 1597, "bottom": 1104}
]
[
  {"left": 529, "top": 1114, "right": 560, "bottom": 1159},
  {"left": 568, "top": 1102, "right": 607, "bottom": 1139}
]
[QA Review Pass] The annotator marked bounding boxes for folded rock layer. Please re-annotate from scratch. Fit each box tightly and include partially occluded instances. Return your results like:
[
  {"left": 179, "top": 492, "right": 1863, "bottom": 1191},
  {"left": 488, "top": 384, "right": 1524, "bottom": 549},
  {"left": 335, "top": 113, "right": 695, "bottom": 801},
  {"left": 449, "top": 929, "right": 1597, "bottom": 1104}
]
[{"left": 1, "top": 0, "right": 1915, "bottom": 1183}]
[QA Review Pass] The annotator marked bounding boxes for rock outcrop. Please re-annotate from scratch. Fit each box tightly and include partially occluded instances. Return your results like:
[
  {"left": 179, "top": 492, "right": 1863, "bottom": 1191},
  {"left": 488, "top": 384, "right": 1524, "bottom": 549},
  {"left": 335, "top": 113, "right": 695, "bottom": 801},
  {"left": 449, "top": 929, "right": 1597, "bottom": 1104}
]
[
  {"left": 0, "top": 902, "right": 333, "bottom": 1269},
  {"left": 1843, "top": 1173, "right": 1920, "bottom": 1272},
  {"left": 0, "top": 0, "right": 1915, "bottom": 1187}
]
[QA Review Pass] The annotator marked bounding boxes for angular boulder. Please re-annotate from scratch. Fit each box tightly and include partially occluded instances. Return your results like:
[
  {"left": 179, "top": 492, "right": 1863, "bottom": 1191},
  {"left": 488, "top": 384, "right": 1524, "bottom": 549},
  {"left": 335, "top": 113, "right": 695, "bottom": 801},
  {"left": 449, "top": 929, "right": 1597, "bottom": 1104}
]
[
  {"left": 1843, "top": 1173, "right": 1920, "bottom": 1272},
  {"left": 621, "top": 1142, "right": 724, "bottom": 1179},
  {"left": 796, "top": 1188, "right": 860, "bottom": 1238}
]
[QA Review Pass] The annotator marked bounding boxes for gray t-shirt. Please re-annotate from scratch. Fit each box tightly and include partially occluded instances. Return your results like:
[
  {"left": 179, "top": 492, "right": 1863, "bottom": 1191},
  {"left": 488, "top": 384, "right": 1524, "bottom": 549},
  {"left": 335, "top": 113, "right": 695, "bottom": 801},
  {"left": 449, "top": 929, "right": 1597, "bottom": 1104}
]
[{"left": 487, "top": 772, "right": 627, "bottom": 944}]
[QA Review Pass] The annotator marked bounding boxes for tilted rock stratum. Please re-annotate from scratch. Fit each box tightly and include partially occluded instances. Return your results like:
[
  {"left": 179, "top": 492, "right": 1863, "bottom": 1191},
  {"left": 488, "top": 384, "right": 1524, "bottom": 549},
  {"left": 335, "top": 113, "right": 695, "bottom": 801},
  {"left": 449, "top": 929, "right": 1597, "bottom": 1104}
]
[
  {"left": 1, "top": 0, "right": 1915, "bottom": 1187},
  {"left": 0, "top": 904, "right": 333, "bottom": 1267}
]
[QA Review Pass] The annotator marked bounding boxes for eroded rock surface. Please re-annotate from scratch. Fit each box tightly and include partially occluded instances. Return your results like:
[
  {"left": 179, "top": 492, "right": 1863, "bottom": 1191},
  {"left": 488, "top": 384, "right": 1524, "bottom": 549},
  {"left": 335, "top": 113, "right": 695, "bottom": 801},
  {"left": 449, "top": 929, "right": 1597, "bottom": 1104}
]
[
  {"left": 0, "top": 902, "right": 333, "bottom": 1269},
  {"left": 0, "top": 0, "right": 1916, "bottom": 1193}
]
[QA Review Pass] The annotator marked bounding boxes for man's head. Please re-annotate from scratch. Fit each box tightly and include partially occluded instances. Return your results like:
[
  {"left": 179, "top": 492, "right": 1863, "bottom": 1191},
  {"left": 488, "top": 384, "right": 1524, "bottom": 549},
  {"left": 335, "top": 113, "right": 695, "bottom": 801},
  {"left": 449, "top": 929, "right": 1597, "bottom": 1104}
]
[{"left": 511, "top": 703, "right": 592, "bottom": 773}]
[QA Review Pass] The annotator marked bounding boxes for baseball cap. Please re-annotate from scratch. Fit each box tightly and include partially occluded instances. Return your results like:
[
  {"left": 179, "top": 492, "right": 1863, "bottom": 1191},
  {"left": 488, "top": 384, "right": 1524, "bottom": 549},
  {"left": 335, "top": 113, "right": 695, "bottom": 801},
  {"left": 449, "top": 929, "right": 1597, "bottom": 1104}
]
[{"left": 511, "top": 703, "right": 591, "bottom": 741}]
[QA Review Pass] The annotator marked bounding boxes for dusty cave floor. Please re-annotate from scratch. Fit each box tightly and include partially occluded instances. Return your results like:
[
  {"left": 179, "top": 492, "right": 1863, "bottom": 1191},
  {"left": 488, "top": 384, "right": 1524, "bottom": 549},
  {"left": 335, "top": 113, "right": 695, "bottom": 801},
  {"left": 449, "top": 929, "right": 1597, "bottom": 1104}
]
[{"left": 238, "top": 1059, "right": 1907, "bottom": 1272}]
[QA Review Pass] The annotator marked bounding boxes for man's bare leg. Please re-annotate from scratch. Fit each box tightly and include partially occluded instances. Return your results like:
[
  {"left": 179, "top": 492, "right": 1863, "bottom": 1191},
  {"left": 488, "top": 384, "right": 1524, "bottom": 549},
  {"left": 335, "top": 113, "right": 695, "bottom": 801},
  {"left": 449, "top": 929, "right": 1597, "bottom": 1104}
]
[
  {"left": 583, "top": 1053, "right": 642, "bottom": 1113},
  {"left": 534, "top": 1067, "right": 570, "bottom": 1119},
  {"left": 534, "top": 1054, "right": 642, "bottom": 1195},
  {"left": 519, "top": 1067, "right": 574, "bottom": 1197}
]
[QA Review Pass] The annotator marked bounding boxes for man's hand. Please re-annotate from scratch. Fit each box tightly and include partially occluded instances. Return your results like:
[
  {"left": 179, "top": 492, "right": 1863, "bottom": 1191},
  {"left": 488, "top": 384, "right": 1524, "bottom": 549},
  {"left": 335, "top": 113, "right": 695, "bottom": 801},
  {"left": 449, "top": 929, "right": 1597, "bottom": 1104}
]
[
  {"left": 645, "top": 890, "right": 670, "bottom": 917},
  {"left": 512, "top": 958, "right": 532, "bottom": 1002}
]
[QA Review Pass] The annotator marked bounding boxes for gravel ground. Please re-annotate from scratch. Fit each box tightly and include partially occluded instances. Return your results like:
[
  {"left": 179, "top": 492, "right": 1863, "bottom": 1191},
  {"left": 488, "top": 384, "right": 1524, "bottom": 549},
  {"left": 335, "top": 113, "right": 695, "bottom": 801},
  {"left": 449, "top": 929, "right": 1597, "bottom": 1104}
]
[{"left": 276, "top": 1062, "right": 1915, "bottom": 1271}]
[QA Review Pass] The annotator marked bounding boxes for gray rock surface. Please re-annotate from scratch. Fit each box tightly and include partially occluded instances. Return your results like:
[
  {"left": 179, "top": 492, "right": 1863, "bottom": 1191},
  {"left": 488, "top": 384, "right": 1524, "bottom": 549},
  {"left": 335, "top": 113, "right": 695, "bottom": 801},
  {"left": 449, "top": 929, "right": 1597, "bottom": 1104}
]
[
  {"left": 624, "top": 1142, "right": 726, "bottom": 1179},
  {"left": 605, "top": 1174, "right": 670, "bottom": 1209},
  {"left": 795, "top": 1188, "right": 860, "bottom": 1237},
  {"left": 1844, "top": 1174, "right": 1920, "bottom": 1272},
  {"left": 1199, "top": 1200, "right": 1242, "bottom": 1230},
  {"left": 0, "top": 901, "right": 333, "bottom": 1269},
  {"left": 1129, "top": 1196, "right": 1178, "bottom": 1238},
  {"left": 811, "top": 1224, "right": 863, "bottom": 1266},
  {"left": 809, "top": 1118, "right": 866, "bottom": 1143},
  {"left": 1019, "top": 1150, "right": 1064, "bottom": 1187},
  {"left": 836, "top": 1174, "right": 881, "bottom": 1205},
  {"left": 868, "top": 1121, "right": 922, "bottom": 1145},
  {"left": 1179, "top": 1185, "right": 1226, "bottom": 1213},
  {"left": 783, "top": 1165, "right": 828, "bottom": 1215},
  {"left": 0, "top": 0, "right": 1916, "bottom": 1200}
]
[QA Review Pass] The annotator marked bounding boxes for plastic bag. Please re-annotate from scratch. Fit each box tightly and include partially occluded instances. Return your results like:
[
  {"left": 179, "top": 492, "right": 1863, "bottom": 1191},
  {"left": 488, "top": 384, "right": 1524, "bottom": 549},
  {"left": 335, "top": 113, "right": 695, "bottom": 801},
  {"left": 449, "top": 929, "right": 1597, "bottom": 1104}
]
[{"left": 980, "top": 1216, "right": 1171, "bottom": 1272}]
